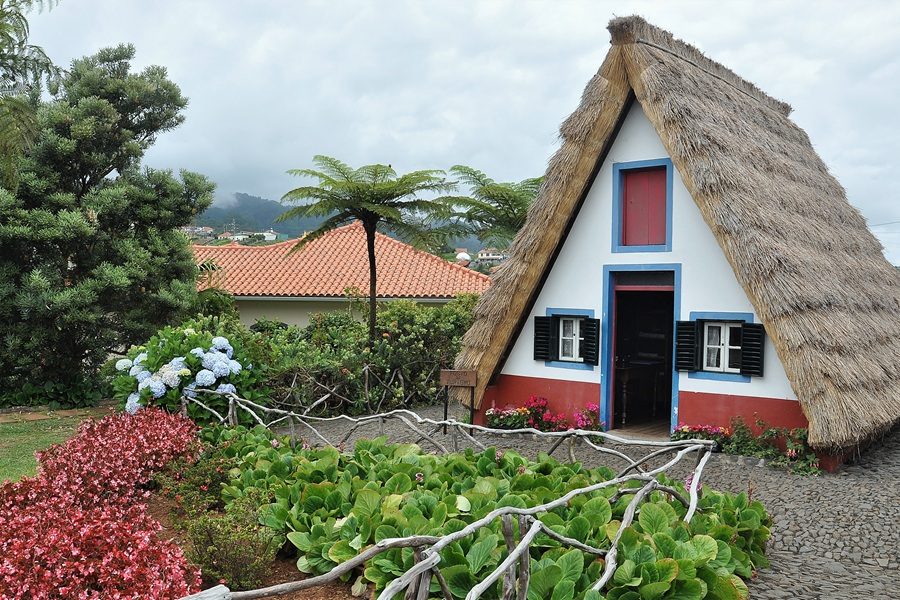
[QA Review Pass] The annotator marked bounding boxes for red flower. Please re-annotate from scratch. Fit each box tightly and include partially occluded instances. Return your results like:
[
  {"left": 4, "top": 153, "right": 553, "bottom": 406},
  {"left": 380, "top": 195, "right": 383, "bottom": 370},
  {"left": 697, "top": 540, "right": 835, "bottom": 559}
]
[{"left": 0, "top": 409, "right": 200, "bottom": 599}]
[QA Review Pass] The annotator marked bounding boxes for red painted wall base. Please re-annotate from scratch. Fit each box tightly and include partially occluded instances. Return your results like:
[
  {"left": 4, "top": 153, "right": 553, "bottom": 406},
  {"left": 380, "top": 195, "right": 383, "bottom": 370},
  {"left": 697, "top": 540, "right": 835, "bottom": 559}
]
[
  {"left": 479, "top": 374, "right": 599, "bottom": 426},
  {"left": 677, "top": 391, "right": 808, "bottom": 432},
  {"left": 674, "top": 391, "right": 845, "bottom": 472},
  {"left": 478, "top": 376, "right": 847, "bottom": 471}
]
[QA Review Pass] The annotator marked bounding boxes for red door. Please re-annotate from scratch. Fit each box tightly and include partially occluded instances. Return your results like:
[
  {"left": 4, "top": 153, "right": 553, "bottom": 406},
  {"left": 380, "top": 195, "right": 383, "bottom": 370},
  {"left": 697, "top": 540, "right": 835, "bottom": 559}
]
[{"left": 622, "top": 167, "right": 666, "bottom": 246}]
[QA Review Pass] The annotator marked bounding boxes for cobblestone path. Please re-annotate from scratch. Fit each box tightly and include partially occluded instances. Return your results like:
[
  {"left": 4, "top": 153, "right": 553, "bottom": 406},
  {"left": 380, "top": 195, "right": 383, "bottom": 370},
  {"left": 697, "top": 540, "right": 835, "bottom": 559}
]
[{"left": 307, "top": 406, "right": 900, "bottom": 600}]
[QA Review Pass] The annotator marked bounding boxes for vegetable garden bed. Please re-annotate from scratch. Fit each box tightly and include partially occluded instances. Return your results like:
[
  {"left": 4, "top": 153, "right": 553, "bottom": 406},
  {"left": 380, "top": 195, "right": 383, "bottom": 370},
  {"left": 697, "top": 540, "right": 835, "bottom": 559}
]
[{"left": 170, "top": 394, "right": 770, "bottom": 600}]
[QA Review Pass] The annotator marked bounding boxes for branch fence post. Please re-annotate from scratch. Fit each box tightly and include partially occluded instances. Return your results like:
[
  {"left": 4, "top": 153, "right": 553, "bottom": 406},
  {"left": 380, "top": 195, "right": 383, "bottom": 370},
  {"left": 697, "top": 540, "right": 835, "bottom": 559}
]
[
  {"left": 516, "top": 515, "right": 530, "bottom": 600},
  {"left": 501, "top": 515, "right": 517, "bottom": 600}
]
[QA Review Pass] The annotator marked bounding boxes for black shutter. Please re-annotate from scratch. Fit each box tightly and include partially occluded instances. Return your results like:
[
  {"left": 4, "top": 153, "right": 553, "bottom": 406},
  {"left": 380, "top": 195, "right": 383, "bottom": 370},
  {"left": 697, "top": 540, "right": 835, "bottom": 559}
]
[
  {"left": 674, "top": 320, "right": 700, "bottom": 371},
  {"left": 740, "top": 323, "right": 766, "bottom": 377},
  {"left": 581, "top": 318, "right": 601, "bottom": 366},
  {"left": 534, "top": 316, "right": 555, "bottom": 361}
]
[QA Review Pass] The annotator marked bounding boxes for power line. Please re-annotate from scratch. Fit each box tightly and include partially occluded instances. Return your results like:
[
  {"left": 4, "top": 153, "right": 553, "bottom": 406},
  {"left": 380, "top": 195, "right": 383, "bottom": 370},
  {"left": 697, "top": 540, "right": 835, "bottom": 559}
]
[{"left": 869, "top": 219, "right": 900, "bottom": 228}]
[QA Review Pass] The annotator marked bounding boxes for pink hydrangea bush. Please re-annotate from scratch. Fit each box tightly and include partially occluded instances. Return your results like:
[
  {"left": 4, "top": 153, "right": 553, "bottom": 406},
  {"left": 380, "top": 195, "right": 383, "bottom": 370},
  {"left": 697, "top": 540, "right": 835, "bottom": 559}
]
[{"left": 0, "top": 409, "right": 201, "bottom": 599}]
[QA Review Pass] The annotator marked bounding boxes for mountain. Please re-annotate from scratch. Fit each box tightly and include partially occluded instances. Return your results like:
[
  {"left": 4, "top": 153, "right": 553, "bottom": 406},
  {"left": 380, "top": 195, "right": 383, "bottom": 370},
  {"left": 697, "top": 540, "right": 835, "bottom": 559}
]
[
  {"left": 194, "top": 193, "right": 325, "bottom": 237},
  {"left": 194, "top": 192, "right": 485, "bottom": 251}
]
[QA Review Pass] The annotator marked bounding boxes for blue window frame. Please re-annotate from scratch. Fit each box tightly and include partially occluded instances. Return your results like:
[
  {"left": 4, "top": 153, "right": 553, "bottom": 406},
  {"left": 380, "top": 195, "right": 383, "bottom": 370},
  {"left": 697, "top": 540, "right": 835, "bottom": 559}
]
[
  {"left": 688, "top": 311, "right": 754, "bottom": 383},
  {"left": 611, "top": 158, "right": 673, "bottom": 253},
  {"left": 544, "top": 307, "right": 595, "bottom": 371}
]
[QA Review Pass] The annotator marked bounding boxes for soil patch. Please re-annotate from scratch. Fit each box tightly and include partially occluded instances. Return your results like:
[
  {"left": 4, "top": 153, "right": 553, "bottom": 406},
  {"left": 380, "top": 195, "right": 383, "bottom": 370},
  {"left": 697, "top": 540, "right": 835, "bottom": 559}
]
[{"left": 146, "top": 493, "right": 355, "bottom": 600}]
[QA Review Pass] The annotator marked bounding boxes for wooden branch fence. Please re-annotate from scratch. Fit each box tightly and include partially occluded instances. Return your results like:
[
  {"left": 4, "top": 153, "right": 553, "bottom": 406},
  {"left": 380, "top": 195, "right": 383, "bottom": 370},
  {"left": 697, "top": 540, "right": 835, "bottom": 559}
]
[
  {"left": 178, "top": 391, "right": 715, "bottom": 600},
  {"left": 269, "top": 360, "right": 448, "bottom": 417}
]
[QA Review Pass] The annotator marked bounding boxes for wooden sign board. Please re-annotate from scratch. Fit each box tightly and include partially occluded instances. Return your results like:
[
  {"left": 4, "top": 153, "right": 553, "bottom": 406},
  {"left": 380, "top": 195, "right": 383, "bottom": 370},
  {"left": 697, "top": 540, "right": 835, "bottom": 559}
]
[{"left": 440, "top": 369, "right": 476, "bottom": 387}]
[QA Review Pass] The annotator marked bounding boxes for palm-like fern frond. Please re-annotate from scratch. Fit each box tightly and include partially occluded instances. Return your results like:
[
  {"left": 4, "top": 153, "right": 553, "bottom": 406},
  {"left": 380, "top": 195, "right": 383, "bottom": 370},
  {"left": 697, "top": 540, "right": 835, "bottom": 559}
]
[
  {"left": 0, "top": 0, "right": 60, "bottom": 190},
  {"left": 449, "top": 165, "right": 542, "bottom": 245}
]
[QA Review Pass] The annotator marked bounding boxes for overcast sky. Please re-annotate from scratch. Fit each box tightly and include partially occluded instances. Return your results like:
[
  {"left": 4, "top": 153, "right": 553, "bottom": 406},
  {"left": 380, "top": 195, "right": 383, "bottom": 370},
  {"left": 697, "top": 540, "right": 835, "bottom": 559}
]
[{"left": 30, "top": 1, "right": 900, "bottom": 261}]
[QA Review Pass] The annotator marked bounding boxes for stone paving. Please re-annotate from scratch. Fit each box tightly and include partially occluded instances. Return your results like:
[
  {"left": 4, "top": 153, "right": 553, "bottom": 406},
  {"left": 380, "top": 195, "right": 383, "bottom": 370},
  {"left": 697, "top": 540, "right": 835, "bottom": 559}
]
[{"left": 306, "top": 406, "right": 900, "bottom": 600}]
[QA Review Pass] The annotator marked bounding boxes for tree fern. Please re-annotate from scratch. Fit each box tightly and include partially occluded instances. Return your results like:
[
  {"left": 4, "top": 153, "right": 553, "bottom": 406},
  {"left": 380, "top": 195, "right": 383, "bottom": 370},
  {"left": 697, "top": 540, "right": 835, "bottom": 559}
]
[{"left": 277, "top": 156, "right": 456, "bottom": 345}]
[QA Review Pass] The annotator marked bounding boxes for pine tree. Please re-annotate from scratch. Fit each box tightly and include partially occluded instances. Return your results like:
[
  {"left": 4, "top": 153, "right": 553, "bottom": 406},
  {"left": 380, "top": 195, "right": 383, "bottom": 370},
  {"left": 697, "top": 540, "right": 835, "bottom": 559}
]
[{"left": 0, "top": 44, "right": 214, "bottom": 405}]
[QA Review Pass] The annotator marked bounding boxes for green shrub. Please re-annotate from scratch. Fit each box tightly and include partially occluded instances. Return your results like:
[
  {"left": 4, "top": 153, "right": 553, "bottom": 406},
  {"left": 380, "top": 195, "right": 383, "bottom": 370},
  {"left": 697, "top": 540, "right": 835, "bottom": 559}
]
[
  {"left": 0, "top": 378, "right": 101, "bottom": 410},
  {"left": 268, "top": 295, "right": 477, "bottom": 415},
  {"left": 194, "top": 289, "right": 240, "bottom": 320},
  {"left": 155, "top": 445, "right": 237, "bottom": 518},
  {"left": 186, "top": 493, "right": 278, "bottom": 590},
  {"left": 200, "top": 425, "right": 770, "bottom": 599}
]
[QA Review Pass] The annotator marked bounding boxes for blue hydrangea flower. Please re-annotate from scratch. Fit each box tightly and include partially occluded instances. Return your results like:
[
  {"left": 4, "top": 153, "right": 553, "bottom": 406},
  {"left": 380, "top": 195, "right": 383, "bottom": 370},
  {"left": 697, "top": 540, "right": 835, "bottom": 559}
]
[
  {"left": 134, "top": 352, "right": 148, "bottom": 365},
  {"left": 160, "top": 368, "right": 181, "bottom": 389},
  {"left": 129, "top": 364, "right": 143, "bottom": 377},
  {"left": 228, "top": 360, "right": 242, "bottom": 375},
  {"left": 195, "top": 369, "right": 216, "bottom": 387},
  {"left": 168, "top": 356, "right": 186, "bottom": 370},
  {"left": 183, "top": 381, "right": 197, "bottom": 399},
  {"left": 135, "top": 370, "right": 152, "bottom": 383},
  {"left": 125, "top": 393, "right": 142, "bottom": 415},
  {"left": 202, "top": 351, "right": 227, "bottom": 370},
  {"left": 211, "top": 360, "right": 231, "bottom": 378},
  {"left": 190, "top": 347, "right": 205, "bottom": 358},
  {"left": 211, "top": 336, "right": 230, "bottom": 350},
  {"left": 115, "top": 358, "right": 133, "bottom": 372},
  {"left": 215, "top": 383, "right": 236, "bottom": 395},
  {"left": 147, "top": 377, "right": 167, "bottom": 399},
  {"left": 224, "top": 345, "right": 234, "bottom": 359}
]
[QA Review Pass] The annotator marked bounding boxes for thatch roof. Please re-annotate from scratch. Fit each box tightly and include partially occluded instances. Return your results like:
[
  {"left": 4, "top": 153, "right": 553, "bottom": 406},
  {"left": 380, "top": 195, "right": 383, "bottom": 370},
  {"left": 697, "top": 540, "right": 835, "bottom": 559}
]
[{"left": 454, "top": 15, "right": 900, "bottom": 450}]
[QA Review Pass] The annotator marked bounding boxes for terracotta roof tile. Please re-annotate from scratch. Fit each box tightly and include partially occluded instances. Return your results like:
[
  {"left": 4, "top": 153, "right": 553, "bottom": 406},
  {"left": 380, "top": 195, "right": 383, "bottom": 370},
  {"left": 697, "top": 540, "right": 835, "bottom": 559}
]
[{"left": 193, "top": 222, "right": 491, "bottom": 299}]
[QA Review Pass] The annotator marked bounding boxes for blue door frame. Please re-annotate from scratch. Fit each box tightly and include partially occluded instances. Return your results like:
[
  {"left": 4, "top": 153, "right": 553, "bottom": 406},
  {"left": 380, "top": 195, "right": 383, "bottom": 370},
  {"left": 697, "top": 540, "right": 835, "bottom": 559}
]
[{"left": 599, "top": 263, "right": 682, "bottom": 432}]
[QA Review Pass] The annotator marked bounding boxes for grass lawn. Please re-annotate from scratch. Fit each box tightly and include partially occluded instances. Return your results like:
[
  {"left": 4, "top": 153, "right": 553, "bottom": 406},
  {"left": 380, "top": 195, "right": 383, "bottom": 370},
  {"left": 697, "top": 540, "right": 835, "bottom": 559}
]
[{"left": 0, "top": 407, "right": 114, "bottom": 482}]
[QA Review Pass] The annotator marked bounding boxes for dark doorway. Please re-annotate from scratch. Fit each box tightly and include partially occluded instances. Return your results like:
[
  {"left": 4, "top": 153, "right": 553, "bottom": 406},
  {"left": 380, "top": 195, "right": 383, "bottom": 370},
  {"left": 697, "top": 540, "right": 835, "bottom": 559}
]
[{"left": 611, "top": 288, "right": 674, "bottom": 429}]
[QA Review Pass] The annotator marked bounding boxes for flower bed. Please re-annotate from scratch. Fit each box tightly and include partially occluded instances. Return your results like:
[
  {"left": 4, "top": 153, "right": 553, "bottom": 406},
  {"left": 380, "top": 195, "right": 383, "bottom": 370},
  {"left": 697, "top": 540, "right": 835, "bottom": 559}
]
[
  {"left": 486, "top": 396, "right": 604, "bottom": 433},
  {"left": 673, "top": 417, "right": 821, "bottom": 475},
  {"left": 0, "top": 409, "right": 201, "bottom": 599}
]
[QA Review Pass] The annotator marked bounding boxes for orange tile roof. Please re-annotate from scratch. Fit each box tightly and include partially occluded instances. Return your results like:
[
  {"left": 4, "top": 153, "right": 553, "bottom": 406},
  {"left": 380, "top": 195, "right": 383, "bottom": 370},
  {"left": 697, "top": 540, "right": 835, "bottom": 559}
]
[{"left": 193, "top": 222, "right": 491, "bottom": 299}]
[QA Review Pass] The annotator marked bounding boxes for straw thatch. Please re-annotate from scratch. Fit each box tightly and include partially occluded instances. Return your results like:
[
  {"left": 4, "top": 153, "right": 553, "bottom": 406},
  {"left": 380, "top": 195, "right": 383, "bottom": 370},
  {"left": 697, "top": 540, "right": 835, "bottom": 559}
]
[{"left": 454, "top": 16, "right": 900, "bottom": 450}]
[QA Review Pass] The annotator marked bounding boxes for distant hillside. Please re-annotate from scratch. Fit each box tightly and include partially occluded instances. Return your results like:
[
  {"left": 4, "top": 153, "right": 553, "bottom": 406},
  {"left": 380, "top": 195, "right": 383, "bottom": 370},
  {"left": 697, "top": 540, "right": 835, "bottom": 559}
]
[
  {"left": 194, "top": 193, "right": 325, "bottom": 237},
  {"left": 195, "top": 192, "right": 485, "bottom": 251}
]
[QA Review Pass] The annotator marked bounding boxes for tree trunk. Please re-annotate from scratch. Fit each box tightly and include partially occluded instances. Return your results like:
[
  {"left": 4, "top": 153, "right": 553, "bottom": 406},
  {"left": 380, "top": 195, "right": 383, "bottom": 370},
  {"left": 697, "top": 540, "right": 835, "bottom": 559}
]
[{"left": 364, "top": 221, "right": 378, "bottom": 347}]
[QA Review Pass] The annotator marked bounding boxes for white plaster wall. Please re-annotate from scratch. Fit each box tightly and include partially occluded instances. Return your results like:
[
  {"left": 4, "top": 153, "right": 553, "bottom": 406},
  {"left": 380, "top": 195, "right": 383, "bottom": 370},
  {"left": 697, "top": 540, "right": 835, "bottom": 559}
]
[
  {"left": 235, "top": 298, "right": 450, "bottom": 328},
  {"left": 235, "top": 299, "right": 351, "bottom": 327},
  {"left": 500, "top": 102, "right": 796, "bottom": 401}
]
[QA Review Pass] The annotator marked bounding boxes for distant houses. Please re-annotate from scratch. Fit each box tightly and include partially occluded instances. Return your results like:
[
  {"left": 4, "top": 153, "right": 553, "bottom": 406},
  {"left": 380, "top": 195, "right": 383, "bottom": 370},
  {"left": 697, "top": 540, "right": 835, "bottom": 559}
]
[
  {"left": 193, "top": 222, "right": 491, "bottom": 327},
  {"left": 476, "top": 247, "right": 509, "bottom": 264},
  {"left": 180, "top": 225, "right": 215, "bottom": 241},
  {"left": 215, "top": 229, "right": 281, "bottom": 242},
  {"left": 455, "top": 246, "right": 511, "bottom": 269}
]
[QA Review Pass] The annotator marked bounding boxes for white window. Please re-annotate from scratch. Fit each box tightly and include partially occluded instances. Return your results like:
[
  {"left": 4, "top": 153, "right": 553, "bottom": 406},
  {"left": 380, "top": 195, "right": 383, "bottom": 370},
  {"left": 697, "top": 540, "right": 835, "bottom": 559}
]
[
  {"left": 703, "top": 322, "right": 742, "bottom": 373},
  {"left": 558, "top": 317, "right": 584, "bottom": 362}
]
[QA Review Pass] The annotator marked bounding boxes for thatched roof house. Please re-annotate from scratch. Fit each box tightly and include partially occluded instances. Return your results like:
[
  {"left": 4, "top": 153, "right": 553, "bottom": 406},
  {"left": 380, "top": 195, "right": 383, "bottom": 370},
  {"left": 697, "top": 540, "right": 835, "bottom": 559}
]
[{"left": 454, "top": 16, "right": 900, "bottom": 451}]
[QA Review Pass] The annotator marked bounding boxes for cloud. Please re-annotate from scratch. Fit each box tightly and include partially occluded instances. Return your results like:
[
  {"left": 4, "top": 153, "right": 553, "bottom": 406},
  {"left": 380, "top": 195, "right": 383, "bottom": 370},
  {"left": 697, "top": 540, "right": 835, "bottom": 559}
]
[{"left": 28, "top": 0, "right": 900, "bottom": 261}]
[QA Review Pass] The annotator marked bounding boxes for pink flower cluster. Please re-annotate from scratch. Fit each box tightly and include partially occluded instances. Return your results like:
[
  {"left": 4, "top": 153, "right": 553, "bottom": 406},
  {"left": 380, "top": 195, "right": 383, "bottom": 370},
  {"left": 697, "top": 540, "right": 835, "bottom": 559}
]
[
  {"left": 676, "top": 423, "right": 729, "bottom": 436},
  {"left": 574, "top": 402, "right": 605, "bottom": 431},
  {"left": 0, "top": 409, "right": 201, "bottom": 599}
]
